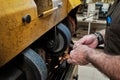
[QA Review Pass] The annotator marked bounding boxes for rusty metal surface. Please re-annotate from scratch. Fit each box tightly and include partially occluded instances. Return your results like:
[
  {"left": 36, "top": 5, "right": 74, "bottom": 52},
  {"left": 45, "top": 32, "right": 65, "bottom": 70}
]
[{"left": 0, "top": 0, "right": 80, "bottom": 67}]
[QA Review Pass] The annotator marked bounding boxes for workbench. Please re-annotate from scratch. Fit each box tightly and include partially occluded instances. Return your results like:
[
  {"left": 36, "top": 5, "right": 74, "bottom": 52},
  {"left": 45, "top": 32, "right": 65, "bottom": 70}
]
[{"left": 76, "top": 14, "right": 106, "bottom": 35}]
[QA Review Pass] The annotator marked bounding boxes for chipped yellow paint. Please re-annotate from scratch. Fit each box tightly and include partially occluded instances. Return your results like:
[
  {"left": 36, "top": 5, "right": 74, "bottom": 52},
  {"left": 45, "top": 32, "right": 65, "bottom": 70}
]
[{"left": 0, "top": 0, "right": 80, "bottom": 67}]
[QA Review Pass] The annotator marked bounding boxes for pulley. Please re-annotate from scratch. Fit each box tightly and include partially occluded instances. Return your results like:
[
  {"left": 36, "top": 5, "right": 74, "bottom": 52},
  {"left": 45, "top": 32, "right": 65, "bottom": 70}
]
[
  {"left": 17, "top": 48, "right": 47, "bottom": 80},
  {"left": 0, "top": 48, "right": 47, "bottom": 80},
  {"left": 45, "top": 23, "right": 71, "bottom": 56}
]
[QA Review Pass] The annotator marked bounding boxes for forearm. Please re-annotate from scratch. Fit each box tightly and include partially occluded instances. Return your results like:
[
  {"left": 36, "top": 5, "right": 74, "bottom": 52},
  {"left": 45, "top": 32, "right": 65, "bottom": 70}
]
[{"left": 88, "top": 50, "right": 120, "bottom": 80}]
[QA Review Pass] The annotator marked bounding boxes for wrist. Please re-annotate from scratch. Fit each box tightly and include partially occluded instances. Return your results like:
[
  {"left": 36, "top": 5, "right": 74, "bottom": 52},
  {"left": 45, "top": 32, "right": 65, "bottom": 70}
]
[
  {"left": 94, "top": 32, "right": 104, "bottom": 45},
  {"left": 86, "top": 48, "right": 96, "bottom": 62},
  {"left": 87, "top": 51, "right": 98, "bottom": 64},
  {"left": 87, "top": 49, "right": 105, "bottom": 63}
]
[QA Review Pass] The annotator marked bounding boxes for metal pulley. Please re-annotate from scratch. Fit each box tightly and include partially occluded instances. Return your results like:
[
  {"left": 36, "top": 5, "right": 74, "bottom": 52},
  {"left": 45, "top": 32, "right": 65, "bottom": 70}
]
[
  {"left": 0, "top": 48, "right": 47, "bottom": 80},
  {"left": 45, "top": 23, "right": 71, "bottom": 56},
  {"left": 17, "top": 48, "right": 47, "bottom": 80}
]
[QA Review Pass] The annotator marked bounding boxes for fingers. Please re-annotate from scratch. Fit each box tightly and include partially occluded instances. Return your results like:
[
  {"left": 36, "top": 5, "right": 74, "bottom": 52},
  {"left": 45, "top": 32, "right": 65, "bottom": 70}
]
[
  {"left": 67, "top": 55, "right": 80, "bottom": 65},
  {"left": 67, "top": 45, "right": 89, "bottom": 65},
  {"left": 67, "top": 56, "right": 89, "bottom": 65},
  {"left": 67, "top": 49, "right": 79, "bottom": 64},
  {"left": 73, "top": 39, "right": 85, "bottom": 49},
  {"left": 67, "top": 58, "right": 78, "bottom": 65},
  {"left": 73, "top": 35, "right": 89, "bottom": 49},
  {"left": 73, "top": 34, "right": 98, "bottom": 49}
]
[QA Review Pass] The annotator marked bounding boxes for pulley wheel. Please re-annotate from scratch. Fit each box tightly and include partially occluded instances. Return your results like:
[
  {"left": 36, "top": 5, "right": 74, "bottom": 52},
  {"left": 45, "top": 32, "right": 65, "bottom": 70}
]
[
  {"left": 17, "top": 48, "right": 47, "bottom": 80},
  {"left": 46, "top": 23, "right": 71, "bottom": 56}
]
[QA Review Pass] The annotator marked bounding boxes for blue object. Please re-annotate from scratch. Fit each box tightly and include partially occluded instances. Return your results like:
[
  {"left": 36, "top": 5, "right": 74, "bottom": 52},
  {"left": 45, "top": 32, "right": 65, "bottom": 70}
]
[{"left": 107, "top": 16, "right": 112, "bottom": 26}]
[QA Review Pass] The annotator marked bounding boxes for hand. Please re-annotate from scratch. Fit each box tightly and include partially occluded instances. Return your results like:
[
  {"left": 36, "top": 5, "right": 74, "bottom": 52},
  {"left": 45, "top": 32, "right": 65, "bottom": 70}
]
[
  {"left": 74, "top": 34, "right": 98, "bottom": 49},
  {"left": 67, "top": 44, "right": 94, "bottom": 65}
]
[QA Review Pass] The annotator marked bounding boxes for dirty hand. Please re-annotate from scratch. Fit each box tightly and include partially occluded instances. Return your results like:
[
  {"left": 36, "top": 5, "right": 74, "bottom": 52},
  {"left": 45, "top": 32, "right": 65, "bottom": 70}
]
[
  {"left": 73, "top": 34, "right": 98, "bottom": 49},
  {"left": 67, "top": 44, "right": 94, "bottom": 65}
]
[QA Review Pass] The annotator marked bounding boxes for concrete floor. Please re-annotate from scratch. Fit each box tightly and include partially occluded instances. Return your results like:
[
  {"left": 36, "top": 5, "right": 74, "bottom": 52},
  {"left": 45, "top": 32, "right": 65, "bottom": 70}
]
[{"left": 78, "top": 64, "right": 110, "bottom": 80}]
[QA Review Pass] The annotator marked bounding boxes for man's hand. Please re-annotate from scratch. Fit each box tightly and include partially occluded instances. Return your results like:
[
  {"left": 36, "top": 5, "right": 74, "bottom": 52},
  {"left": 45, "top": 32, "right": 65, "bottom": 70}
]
[
  {"left": 67, "top": 44, "right": 95, "bottom": 65},
  {"left": 74, "top": 34, "right": 98, "bottom": 49}
]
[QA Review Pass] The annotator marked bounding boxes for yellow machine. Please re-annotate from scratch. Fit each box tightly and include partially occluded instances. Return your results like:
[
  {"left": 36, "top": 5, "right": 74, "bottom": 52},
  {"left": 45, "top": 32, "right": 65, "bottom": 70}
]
[{"left": 0, "top": 0, "right": 80, "bottom": 80}]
